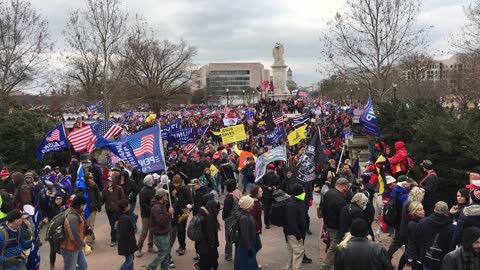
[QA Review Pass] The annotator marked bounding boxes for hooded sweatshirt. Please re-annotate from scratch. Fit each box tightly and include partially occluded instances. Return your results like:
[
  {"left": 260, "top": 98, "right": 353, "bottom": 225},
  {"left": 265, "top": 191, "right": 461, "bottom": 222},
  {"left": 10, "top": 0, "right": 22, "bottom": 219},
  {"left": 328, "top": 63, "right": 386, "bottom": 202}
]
[
  {"left": 415, "top": 213, "right": 455, "bottom": 263},
  {"left": 389, "top": 141, "right": 408, "bottom": 175}
]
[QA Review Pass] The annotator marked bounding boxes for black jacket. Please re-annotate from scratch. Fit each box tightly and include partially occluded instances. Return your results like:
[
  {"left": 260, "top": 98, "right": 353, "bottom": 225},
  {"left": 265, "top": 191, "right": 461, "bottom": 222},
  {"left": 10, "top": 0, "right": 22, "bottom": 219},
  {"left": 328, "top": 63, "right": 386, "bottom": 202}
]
[
  {"left": 238, "top": 209, "right": 256, "bottom": 251},
  {"left": 138, "top": 186, "right": 155, "bottom": 218},
  {"left": 190, "top": 162, "right": 205, "bottom": 180},
  {"left": 258, "top": 173, "right": 281, "bottom": 200},
  {"left": 283, "top": 197, "right": 307, "bottom": 239},
  {"left": 338, "top": 203, "right": 367, "bottom": 240},
  {"left": 192, "top": 186, "right": 209, "bottom": 216},
  {"left": 442, "top": 247, "right": 469, "bottom": 270},
  {"left": 194, "top": 208, "right": 219, "bottom": 255},
  {"left": 173, "top": 185, "right": 192, "bottom": 220},
  {"left": 117, "top": 212, "right": 137, "bottom": 256},
  {"left": 322, "top": 188, "right": 348, "bottom": 229},
  {"left": 334, "top": 237, "right": 393, "bottom": 270},
  {"left": 420, "top": 173, "right": 439, "bottom": 212},
  {"left": 415, "top": 213, "right": 455, "bottom": 264}
]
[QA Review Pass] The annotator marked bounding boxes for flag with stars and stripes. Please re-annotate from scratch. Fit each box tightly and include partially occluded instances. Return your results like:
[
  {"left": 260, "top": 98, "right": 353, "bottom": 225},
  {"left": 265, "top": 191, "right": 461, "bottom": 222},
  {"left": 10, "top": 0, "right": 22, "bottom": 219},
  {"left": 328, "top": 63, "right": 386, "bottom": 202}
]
[
  {"left": 183, "top": 143, "right": 197, "bottom": 155},
  {"left": 292, "top": 111, "right": 310, "bottom": 128},
  {"left": 36, "top": 123, "right": 69, "bottom": 160},
  {"left": 272, "top": 110, "right": 284, "bottom": 125},
  {"left": 129, "top": 134, "right": 154, "bottom": 157},
  {"left": 87, "top": 120, "right": 123, "bottom": 152}
]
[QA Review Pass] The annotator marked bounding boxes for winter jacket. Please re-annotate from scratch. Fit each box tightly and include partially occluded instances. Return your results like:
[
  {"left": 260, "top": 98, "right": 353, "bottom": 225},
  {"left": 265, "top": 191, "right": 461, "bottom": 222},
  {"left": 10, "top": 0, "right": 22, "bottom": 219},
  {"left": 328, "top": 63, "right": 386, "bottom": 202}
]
[
  {"left": 389, "top": 141, "right": 408, "bottom": 175},
  {"left": 173, "top": 185, "right": 192, "bottom": 220},
  {"left": 334, "top": 237, "right": 393, "bottom": 270},
  {"left": 13, "top": 178, "right": 32, "bottom": 210},
  {"left": 117, "top": 211, "right": 137, "bottom": 256},
  {"left": 192, "top": 186, "right": 209, "bottom": 216},
  {"left": 283, "top": 197, "right": 307, "bottom": 239},
  {"left": 251, "top": 199, "right": 262, "bottom": 234},
  {"left": 222, "top": 191, "right": 241, "bottom": 220},
  {"left": 190, "top": 162, "right": 205, "bottom": 180},
  {"left": 194, "top": 207, "right": 219, "bottom": 255},
  {"left": 138, "top": 185, "right": 155, "bottom": 218},
  {"left": 258, "top": 173, "right": 281, "bottom": 200},
  {"left": 322, "top": 188, "right": 348, "bottom": 229},
  {"left": 102, "top": 185, "right": 125, "bottom": 212},
  {"left": 237, "top": 209, "right": 256, "bottom": 252},
  {"left": 405, "top": 218, "right": 420, "bottom": 262},
  {"left": 61, "top": 208, "right": 85, "bottom": 251},
  {"left": 338, "top": 203, "right": 367, "bottom": 240},
  {"left": 74, "top": 181, "right": 101, "bottom": 212},
  {"left": 391, "top": 185, "right": 409, "bottom": 230},
  {"left": 0, "top": 224, "right": 32, "bottom": 266},
  {"left": 150, "top": 200, "right": 171, "bottom": 235},
  {"left": 241, "top": 163, "right": 256, "bottom": 184},
  {"left": 452, "top": 204, "right": 480, "bottom": 247},
  {"left": 414, "top": 213, "right": 455, "bottom": 265},
  {"left": 442, "top": 247, "right": 468, "bottom": 270},
  {"left": 419, "top": 172, "right": 439, "bottom": 212}
]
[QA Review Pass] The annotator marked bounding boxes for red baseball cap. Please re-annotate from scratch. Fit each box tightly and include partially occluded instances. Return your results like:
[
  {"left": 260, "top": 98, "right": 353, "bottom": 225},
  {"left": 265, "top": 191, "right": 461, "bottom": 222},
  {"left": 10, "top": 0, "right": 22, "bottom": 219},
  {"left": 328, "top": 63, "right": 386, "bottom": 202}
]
[
  {"left": 193, "top": 153, "right": 200, "bottom": 159},
  {"left": 267, "top": 163, "right": 275, "bottom": 169},
  {"left": 0, "top": 168, "right": 9, "bottom": 178},
  {"left": 466, "top": 180, "right": 480, "bottom": 189}
]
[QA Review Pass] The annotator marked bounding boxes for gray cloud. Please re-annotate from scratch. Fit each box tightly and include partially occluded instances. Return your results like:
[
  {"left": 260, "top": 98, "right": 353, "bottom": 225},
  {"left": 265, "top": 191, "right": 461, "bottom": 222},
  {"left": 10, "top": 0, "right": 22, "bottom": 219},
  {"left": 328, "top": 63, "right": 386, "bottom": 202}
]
[{"left": 30, "top": 0, "right": 467, "bottom": 88}]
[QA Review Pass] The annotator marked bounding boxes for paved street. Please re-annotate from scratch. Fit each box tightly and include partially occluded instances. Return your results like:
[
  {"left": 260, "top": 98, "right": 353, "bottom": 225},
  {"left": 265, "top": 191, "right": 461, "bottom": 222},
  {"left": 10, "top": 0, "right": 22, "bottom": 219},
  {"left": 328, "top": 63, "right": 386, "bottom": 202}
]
[{"left": 39, "top": 204, "right": 403, "bottom": 270}]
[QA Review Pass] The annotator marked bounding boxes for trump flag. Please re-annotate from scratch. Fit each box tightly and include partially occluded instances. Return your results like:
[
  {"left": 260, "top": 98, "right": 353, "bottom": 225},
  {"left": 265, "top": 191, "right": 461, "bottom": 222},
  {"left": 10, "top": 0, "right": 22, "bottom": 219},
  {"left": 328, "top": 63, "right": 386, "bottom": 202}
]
[
  {"left": 127, "top": 126, "right": 166, "bottom": 173},
  {"left": 35, "top": 123, "right": 69, "bottom": 160}
]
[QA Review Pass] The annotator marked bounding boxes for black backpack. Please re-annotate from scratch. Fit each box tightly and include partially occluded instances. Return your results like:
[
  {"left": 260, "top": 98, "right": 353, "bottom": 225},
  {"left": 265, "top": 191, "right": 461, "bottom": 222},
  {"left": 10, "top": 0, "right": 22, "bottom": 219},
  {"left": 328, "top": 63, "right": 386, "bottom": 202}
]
[
  {"left": 0, "top": 192, "right": 13, "bottom": 214},
  {"left": 269, "top": 190, "right": 290, "bottom": 227},
  {"left": 225, "top": 193, "right": 241, "bottom": 243},
  {"left": 45, "top": 209, "right": 71, "bottom": 253},
  {"left": 382, "top": 196, "right": 399, "bottom": 226},
  {"left": 187, "top": 211, "right": 205, "bottom": 241}
]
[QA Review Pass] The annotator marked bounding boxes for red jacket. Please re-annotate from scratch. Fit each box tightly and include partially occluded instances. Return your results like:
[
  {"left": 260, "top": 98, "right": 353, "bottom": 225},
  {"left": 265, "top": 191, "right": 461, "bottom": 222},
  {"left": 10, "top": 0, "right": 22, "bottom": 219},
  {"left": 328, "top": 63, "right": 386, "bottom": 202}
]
[{"left": 389, "top": 141, "right": 408, "bottom": 174}]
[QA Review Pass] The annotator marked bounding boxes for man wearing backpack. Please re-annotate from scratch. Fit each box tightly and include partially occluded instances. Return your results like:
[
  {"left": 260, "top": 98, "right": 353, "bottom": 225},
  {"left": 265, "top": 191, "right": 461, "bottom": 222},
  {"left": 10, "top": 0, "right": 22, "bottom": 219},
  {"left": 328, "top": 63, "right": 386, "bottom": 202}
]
[
  {"left": 60, "top": 196, "right": 88, "bottom": 270},
  {"left": 258, "top": 163, "right": 281, "bottom": 229},
  {"left": 0, "top": 209, "right": 32, "bottom": 269},
  {"left": 320, "top": 178, "right": 350, "bottom": 270},
  {"left": 222, "top": 179, "right": 241, "bottom": 261},
  {"left": 284, "top": 184, "right": 307, "bottom": 270},
  {"left": 414, "top": 201, "right": 455, "bottom": 270}
]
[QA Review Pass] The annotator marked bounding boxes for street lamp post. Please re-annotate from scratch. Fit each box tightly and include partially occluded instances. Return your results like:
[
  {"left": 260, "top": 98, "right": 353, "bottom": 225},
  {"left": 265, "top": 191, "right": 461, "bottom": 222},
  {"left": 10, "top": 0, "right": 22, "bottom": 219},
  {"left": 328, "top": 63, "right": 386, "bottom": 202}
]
[
  {"left": 242, "top": 89, "right": 245, "bottom": 105},
  {"left": 226, "top": 88, "right": 229, "bottom": 106},
  {"left": 350, "top": 89, "right": 353, "bottom": 105}
]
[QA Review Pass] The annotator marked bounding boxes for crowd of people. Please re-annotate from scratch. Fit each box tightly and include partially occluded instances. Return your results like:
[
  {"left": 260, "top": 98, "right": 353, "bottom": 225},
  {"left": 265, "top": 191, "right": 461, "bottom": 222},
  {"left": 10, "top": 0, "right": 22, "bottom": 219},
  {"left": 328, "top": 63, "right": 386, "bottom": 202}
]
[{"left": 0, "top": 97, "right": 478, "bottom": 270}]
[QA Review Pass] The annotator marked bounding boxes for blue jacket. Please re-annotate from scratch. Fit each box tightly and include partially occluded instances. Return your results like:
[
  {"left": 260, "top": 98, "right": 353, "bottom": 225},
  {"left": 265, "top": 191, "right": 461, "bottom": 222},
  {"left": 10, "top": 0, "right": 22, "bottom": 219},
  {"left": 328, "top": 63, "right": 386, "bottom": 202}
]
[
  {"left": 391, "top": 185, "right": 409, "bottom": 204},
  {"left": 0, "top": 225, "right": 32, "bottom": 268}
]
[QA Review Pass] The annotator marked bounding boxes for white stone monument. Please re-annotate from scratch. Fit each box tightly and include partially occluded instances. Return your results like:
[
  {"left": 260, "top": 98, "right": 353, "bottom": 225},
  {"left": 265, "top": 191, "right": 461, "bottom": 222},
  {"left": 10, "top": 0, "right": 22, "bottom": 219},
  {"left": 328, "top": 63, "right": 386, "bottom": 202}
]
[{"left": 271, "top": 43, "right": 290, "bottom": 97}]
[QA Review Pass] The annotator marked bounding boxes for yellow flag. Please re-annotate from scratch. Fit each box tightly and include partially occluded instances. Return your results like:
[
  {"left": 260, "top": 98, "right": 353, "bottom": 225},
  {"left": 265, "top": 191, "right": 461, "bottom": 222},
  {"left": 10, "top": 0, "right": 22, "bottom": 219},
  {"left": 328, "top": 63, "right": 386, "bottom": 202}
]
[
  {"left": 257, "top": 120, "right": 265, "bottom": 126},
  {"left": 287, "top": 125, "right": 307, "bottom": 146},
  {"left": 375, "top": 155, "right": 386, "bottom": 194},
  {"left": 145, "top": 114, "right": 157, "bottom": 123},
  {"left": 210, "top": 164, "right": 219, "bottom": 177},
  {"left": 212, "top": 130, "right": 221, "bottom": 136}
]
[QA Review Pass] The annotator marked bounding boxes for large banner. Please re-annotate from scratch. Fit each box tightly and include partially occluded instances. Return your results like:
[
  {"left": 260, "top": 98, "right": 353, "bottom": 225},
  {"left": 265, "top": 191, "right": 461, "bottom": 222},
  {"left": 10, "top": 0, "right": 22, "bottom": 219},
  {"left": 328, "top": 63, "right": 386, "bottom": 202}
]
[
  {"left": 254, "top": 146, "right": 287, "bottom": 182},
  {"left": 266, "top": 125, "right": 285, "bottom": 144},
  {"left": 169, "top": 128, "right": 195, "bottom": 145},
  {"left": 221, "top": 124, "right": 246, "bottom": 144},
  {"left": 359, "top": 96, "right": 382, "bottom": 137},
  {"left": 294, "top": 129, "right": 326, "bottom": 182},
  {"left": 287, "top": 124, "right": 307, "bottom": 146},
  {"left": 35, "top": 124, "right": 69, "bottom": 160},
  {"left": 161, "top": 120, "right": 180, "bottom": 140}
]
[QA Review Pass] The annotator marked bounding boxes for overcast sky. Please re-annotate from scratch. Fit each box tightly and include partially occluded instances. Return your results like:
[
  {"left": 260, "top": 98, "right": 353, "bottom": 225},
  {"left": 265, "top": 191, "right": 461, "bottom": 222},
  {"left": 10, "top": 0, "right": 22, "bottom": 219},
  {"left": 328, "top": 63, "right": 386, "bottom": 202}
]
[{"left": 31, "top": 0, "right": 468, "bottom": 87}]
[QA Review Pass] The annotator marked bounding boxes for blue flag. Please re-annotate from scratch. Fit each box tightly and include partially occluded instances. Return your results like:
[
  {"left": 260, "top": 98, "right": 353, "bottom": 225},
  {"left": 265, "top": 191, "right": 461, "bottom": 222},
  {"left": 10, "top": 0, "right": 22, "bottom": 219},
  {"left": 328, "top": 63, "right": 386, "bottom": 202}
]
[
  {"left": 95, "top": 136, "right": 142, "bottom": 172},
  {"left": 169, "top": 128, "right": 195, "bottom": 145},
  {"left": 161, "top": 120, "right": 180, "bottom": 140},
  {"left": 127, "top": 126, "right": 166, "bottom": 173},
  {"left": 359, "top": 96, "right": 382, "bottom": 137},
  {"left": 86, "top": 100, "right": 104, "bottom": 114},
  {"left": 266, "top": 125, "right": 285, "bottom": 144},
  {"left": 35, "top": 123, "right": 69, "bottom": 160},
  {"left": 245, "top": 108, "right": 254, "bottom": 120},
  {"left": 197, "top": 125, "right": 210, "bottom": 137},
  {"left": 75, "top": 164, "right": 90, "bottom": 219},
  {"left": 292, "top": 111, "right": 310, "bottom": 128},
  {"left": 26, "top": 186, "right": 41, "bottom": 270}
]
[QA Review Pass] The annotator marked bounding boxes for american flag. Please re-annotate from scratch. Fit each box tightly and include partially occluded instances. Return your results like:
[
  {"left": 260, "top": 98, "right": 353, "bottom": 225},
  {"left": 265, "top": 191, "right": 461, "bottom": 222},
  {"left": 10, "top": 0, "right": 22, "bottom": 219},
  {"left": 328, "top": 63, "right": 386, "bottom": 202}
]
[
  {"left": 183, "top": 143, "right": 197, "bottom": 155},
  {"left": 67, "top": 125, "right": 93, "bottom": 152},
  {"left": 129, "top": 134, "right": 155, "bottom": 157},
  {"left": 272, "top": 110, "right": 284, "bottom": 125},
  {"left": 86, "top": 120, "right": 123, "bottom": 152},
  {"left": 292, "top": 112, "right": 310, "bottom": 128},
  {"left": 46, "top": 129, "right": 60, "bottom": 142}
]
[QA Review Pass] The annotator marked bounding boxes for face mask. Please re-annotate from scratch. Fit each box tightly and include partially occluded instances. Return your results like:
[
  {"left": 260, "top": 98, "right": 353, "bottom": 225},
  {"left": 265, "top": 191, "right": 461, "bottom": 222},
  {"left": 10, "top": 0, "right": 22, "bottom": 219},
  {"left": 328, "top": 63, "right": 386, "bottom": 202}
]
[{"left": 295, "top": 192, "right": 306, "bottom": 201}]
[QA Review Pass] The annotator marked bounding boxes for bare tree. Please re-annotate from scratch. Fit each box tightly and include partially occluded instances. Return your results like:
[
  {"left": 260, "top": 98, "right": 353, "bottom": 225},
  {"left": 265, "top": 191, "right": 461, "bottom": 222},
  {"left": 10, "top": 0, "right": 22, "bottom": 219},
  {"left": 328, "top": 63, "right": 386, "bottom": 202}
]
[
  {"left": 122, "top": 20, "right": 196, "bottom": 113},
  {"left": 321, "top": 0, "right": 430, "bottom": 101},
  {"left": 398, "top": 53, "right": 442, "bottom": 99},
  {"left": 448, "top": 54, "right": 480, "bottom": 108},
  {"left": 0, "top": 0, "right": 50, "bottom": 102},
  {"left": 453, "top": 0, "right": 480, "bottom": 54},
  {"left": 64, "top": 0, "right": 127, "bottom": 117}
]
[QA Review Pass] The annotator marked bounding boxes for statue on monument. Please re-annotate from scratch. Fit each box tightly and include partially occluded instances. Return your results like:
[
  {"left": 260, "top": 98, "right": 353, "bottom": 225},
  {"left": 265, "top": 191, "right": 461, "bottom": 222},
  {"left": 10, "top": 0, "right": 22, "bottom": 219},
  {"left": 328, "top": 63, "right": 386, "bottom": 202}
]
[{"left": 272, "top": 42, "right": 285, "bottom": 65}]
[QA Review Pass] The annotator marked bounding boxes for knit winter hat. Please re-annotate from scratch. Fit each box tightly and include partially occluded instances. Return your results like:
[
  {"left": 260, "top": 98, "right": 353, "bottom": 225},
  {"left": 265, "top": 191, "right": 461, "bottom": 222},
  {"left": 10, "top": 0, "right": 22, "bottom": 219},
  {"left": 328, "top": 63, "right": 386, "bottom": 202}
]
[
  {"left": 291, "top": 183, "right": 304, "bottom": 196},
  {"left": 470, "top": 188, "right": 480, "bottom": 204},
  {"left": 143, "top": 174, "right": 154, "bottom": 187},
  {"left": 350, "top": 218, "right": 369, "bottom": 237},
  {"left": 239, "top": 196, "right": 254, "bottom": 210},
  {"left": 0, "top": 168, "right": 9, "bottom": 178}
]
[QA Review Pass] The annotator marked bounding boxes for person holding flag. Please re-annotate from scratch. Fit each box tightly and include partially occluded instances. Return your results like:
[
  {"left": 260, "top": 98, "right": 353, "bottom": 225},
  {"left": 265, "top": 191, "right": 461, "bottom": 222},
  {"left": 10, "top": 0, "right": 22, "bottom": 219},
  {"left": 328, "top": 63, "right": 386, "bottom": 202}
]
[{"left": 74, "top": 171, "right": 102, "bottom": 246}]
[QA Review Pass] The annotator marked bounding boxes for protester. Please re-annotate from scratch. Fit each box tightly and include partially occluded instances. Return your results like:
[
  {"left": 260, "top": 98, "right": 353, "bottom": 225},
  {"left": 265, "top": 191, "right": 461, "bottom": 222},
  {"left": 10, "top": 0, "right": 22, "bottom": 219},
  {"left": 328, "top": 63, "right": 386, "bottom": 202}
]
[
  {"left": 338, "top": 192, "right": 369, "bottom": 240},
  {"left": 257, "top": 163, "right": 281, "bottom": 229},
  {"left": 443, "top": 227, "right": 480, "bottom": 270},
  {"left": 320, "top": 178, "right": 350, "bottom": 270},
  {"left": 12, "top": 172, "right": 32, "bottom": 210},
  {"left": 61, "top": 196, "right": 88, "bottom": 270},
  {"left": 450, "top": 188, "right": 469, "bottom": 221},
  {"left": 147, "top": 189, "right": 174, "bottom": 270},
  {"left": 249, "top": 185, "right": 263, "bottom": 268},
  {"left": 102, "top": 176, "right": 125, "bottom": 247},
  {"left": 171, "top": 175, "right": 192, "bottom": 256},
  {"left": 416, "top": 160, "right": 439, "bottom": 216},
  {"left": 75, "top": 172, "right": 101, "bottom": 246},
  {"left": 194, "top": 200, "right": 220, "bottom": 270},
  {"left": 283, "top": 183, "right": 307, "bottom": 270},
  {"left": 0, "top": 209, "right": 33, "bottom": 269},
  {"left": 234, "top": 196, "right": 258, "bottom": 270},
  {"left": 334, "top": 219, "right": 392, "bottom": 270},
  {"left": 192, "top": 179, "right": 209, "bottom": 216},
  {"left": 388, "top": 141, "right": 408, "bottom": 178},
  {"left": 136, "top": 174, "right": 156, "bottom": 257},
  {"left": 452, "top": 188, "right": 480, "bottom": 247},
  {"left": 399, "top": 201, "right": 425, "bottom": 270},
  {"left": 117, "top": 199, "right": 136, "bottom": 270},
  {"left": 222, "top": 179, "right": 241, "bottom": 261}
]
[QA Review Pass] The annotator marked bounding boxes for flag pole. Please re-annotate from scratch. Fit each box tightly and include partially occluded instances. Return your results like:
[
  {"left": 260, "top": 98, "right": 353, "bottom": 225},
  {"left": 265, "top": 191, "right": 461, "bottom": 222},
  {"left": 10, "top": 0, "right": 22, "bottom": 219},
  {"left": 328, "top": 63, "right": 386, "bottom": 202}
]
[{"left": 336, "top": 145, "right": 346, "bottom": 174}]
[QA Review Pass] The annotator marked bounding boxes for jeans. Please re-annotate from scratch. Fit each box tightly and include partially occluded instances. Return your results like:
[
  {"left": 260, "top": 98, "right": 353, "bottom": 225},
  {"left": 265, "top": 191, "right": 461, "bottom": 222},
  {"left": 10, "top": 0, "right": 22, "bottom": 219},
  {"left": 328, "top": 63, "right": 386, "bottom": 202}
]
[
  {"left": 147, "top": 234, "right": 170, "bottom": 270},
  {"left": 119, "top": 254, "right": 134, "bottom": 270},
  {"left": 177, "top": 220, "right": 187, "bottom": 249},
  {"left": 224, "top": 228, "right": 233, "bottom": 260},
  {"left": 129, "top": 201, "right": 138, "bottom": 231},
  {"left": 320, "top": 228, "right": 338, "bottom": 270},
  {"left": 106, "top": 210, "right": 119, "bottom": 242},
  {"left": 61, "top": 249, "right": 88, "bottom": 270}
]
